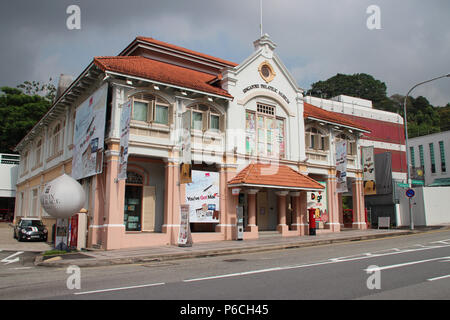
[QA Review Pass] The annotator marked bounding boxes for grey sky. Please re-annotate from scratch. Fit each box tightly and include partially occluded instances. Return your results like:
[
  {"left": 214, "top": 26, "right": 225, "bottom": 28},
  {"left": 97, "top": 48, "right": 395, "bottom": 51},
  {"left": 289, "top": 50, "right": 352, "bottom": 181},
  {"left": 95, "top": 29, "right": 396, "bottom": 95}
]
[{"left": 1, "top": 0, "right": 449, "bottom": 106}]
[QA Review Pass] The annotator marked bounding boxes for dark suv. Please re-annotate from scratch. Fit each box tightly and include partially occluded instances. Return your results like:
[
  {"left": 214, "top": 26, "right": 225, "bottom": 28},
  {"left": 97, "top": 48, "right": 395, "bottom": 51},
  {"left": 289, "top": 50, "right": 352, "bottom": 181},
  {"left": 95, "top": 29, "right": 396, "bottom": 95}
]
[{"left": 13, "top": 218, "right": 48, "bottom": 242}]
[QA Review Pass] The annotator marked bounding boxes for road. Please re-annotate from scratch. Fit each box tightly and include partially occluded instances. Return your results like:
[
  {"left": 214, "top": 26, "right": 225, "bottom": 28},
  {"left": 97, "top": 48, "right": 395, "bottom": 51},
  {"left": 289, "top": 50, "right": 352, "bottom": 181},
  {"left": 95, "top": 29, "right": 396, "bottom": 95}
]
[{"left": 0, "top": 229, "right": 449, "bottom": 304}]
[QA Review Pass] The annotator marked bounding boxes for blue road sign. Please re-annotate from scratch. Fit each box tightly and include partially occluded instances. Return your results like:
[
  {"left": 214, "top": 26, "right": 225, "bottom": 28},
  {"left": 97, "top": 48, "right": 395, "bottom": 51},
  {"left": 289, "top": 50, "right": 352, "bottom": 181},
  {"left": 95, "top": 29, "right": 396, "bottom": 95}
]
[{"left": 406, "top": 189, "right": 415, "bottom": 198}]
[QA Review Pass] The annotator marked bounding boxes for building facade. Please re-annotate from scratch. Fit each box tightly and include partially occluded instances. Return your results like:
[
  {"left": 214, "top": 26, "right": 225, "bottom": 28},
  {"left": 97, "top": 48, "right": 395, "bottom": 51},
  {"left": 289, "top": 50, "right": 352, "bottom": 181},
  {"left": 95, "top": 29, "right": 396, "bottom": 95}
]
[
  {"left": 409, "top": 130, "right": 450, "bottom": 186},
  {"left": 14, "top": 35, "right": 376, "bottom": 250}
]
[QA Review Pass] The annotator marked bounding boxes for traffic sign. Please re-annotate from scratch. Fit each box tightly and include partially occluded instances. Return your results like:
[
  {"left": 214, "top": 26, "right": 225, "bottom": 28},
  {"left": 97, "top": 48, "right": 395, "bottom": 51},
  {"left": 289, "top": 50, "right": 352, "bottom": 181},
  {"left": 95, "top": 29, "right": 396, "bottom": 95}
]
[{"left": 406, "top": 189, "right": 415, "bottom": 198}]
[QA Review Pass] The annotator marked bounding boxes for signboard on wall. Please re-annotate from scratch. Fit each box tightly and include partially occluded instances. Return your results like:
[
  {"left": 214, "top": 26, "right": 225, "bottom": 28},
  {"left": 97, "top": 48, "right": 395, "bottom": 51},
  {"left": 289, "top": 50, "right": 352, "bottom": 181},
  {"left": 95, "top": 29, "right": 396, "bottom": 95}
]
[
  {"left": 118, "top": 100, "right": 132, "bottom": 180},
  {"left": 336, "top": 140, "right": 348, "bottom": 193},
  {"left": 362, "top": 146, "right": 376, "bottom": 195},
  {"left": 307, "top": 181, "right": 328, "bottom": 223},
  {"left": 185, "top": 170, "right": 220, "bottom": 223},
  {"left": 72, "top": 83, "right": 108, "bottom": 180}
]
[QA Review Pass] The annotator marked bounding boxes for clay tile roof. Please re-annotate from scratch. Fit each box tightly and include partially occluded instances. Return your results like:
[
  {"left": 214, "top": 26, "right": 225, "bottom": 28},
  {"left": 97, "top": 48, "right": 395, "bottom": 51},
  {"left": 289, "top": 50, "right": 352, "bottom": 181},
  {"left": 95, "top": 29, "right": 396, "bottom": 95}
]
[
  {"left": 303, "top": 102, "right": 370, "bottom": 132},
  {"left": 136, "top": 36, "right": 238, "bottom": 68},
  {"left": 228, "top": 163, "right": 325, "bottom": 191},
  {"left": 94, "top": 56, "right": 233, "bottom": 99}
]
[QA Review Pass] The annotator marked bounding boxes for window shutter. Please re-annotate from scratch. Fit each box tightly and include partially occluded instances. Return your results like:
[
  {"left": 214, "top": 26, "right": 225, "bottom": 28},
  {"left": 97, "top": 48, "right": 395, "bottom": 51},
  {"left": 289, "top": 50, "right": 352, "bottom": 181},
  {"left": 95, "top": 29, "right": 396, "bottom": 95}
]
[
  {"left": 305, "top": 132, "right": 310, "bottom": 148},
  {"left": 147, "top": 100, "right": 155, "bottom": 122},
  {"left": 168, "top": 103, "right": 174, "bottom": 126},
  {"left": 219, "top": 114, "right": 225, "bottom": 132},
  {"left": 323, "top": 136, "right": 330, "bottom": 151},
  {"left": 313, "top": 135, "right": 319, "bottom": 150},
  {"left": 203, "top": 111, "right": 209, "bottom": 132},
  {"left": 142, "top": 186, "right": 156, "bottom": 232}
]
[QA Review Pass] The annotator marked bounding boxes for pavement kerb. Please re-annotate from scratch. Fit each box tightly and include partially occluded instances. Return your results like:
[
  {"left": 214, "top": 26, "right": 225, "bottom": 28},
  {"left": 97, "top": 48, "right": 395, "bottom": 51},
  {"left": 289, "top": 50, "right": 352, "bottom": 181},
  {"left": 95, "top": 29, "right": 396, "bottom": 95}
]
[{"left": 33, "top": 229, "right": 424, "bottom": 268}]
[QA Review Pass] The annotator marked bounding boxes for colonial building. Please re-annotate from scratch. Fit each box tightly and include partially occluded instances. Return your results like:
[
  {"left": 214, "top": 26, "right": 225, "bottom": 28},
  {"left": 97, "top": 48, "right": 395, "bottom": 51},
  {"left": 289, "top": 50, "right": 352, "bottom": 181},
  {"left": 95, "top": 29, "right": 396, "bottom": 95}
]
[{"left": 14, "top": 34, "right": 373, "bottom": 250}]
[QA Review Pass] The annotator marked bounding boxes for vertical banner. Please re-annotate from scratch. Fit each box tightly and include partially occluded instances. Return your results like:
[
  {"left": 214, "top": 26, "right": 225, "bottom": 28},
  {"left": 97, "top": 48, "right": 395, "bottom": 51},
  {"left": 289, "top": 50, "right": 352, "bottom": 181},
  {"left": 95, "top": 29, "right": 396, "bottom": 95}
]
[
  {"left": 362, "top": 146, "right": 376, "bottom": 195},
  {"left": 307, "top": 181, "right": 328, "bottom": 224},
  {"left": 185, "top": 170, "right": 220, "bottom": 223},
  {"left": 180, "top": 110, "right": 192, "bottom": 184},
  {"left": 178, "top": 204, "right": 192, "bottom": 246},
  {"left": 118, "top": 100, "right": 132, "bottom": 180},
  {"left": 72, "top": 83, "right": 108, "bottom": 180},
  {"left": 336, "top": 140, "right": 348, "bottom": 193}
]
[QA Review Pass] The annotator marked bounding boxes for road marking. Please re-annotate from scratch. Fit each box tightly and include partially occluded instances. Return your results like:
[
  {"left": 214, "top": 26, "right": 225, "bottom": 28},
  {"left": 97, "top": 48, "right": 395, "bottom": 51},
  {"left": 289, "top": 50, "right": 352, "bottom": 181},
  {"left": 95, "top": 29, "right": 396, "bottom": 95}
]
[
  {"left": 9, "top": 267, "right": 33, "bottom": 270},
  {"left": 184, "top": 244, "right": 450, "bottom": 283},
  {"left": 427, "top": 274, "right": 450, "bottom": 282},
  {"left": 74, "top": 282, "right": 165, "bottom": 295},
  {"left": 1, "top": 251, "right": 24, "bottom": 265},
  {"left": 364, "top": 256, "right": 450, "bottom": 272}
]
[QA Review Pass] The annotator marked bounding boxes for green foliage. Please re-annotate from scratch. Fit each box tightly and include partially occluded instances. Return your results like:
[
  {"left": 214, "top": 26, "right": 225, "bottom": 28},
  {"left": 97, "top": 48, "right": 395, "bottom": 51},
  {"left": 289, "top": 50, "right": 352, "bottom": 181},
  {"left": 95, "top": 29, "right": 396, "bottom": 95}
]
[
  {"left": 0, "top": 86, "right": 52, "bottom": 153},
  {"left": 438, "top": 103, "right": 450, "bottom": 132},
  {"left": 17, "top": 78, "right": 56, "bottom": 103},
  {"left": 307, "top": 73, "right": 390, "bottom": 110}
]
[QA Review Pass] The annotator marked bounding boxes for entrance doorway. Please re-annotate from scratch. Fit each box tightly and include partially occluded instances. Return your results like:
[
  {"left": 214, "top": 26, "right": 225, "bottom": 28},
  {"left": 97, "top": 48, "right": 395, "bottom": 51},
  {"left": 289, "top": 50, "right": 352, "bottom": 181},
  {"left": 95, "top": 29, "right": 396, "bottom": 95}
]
[{"left": 257, "top": 191, "right": 269, "bottom": 231}]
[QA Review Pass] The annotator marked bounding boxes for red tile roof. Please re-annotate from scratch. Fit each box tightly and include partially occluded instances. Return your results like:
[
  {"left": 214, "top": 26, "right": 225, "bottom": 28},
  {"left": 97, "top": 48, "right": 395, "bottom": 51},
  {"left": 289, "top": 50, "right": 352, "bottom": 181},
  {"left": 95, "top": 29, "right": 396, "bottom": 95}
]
[
  {"left": 94, "top": 56, "right": 233, "bottom": 99},
  {"left": 228, "top": 163, "right": 325, "bottom": 190},
  {"left": 136, "top": 37, "right": 238, "bottom": 68},
  {"left": 303, "top": 102, "right": 370, "bottom": 132}
]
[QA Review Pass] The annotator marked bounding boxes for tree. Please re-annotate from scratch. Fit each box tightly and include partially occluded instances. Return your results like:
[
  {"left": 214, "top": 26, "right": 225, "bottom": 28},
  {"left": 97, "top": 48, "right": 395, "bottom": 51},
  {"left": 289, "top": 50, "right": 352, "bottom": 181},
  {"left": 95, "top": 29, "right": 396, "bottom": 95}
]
[
  {"left": 307, "top": 73, "right": 392, "bottom": 111},
  {"left": 438, "top": 103, "right": 450, "bottom": 132},
  {"left": 17, "top": 78, "right": 56, "bottom": 103},
  {"left": 0, "top": 86, "right": 52, "bottom": 153}
]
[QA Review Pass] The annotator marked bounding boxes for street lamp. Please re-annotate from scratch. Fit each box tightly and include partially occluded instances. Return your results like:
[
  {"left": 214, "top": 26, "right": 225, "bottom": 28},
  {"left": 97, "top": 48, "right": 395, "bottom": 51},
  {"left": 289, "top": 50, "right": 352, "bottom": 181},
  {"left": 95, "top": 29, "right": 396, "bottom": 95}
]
[{"left": 403, "top": 73, "right": 450, "bottom": 230}]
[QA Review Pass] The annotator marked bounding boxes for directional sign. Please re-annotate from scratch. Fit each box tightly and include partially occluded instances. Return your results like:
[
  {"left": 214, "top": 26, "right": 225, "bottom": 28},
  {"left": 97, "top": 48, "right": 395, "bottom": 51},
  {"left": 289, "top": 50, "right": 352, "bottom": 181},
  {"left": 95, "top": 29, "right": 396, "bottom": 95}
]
[{"left": 406, "top": 189, "right": 415, "bottom": 198}]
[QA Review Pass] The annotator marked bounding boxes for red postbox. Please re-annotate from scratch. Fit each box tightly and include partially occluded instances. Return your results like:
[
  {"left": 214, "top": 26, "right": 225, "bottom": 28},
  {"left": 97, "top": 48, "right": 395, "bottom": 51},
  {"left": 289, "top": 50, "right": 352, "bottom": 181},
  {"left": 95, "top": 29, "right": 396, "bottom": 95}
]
[
  {"left": 308, "top": 208, "right": 316, "bottom": 236},
  {"left": 69, "top": 214, "right": 78, "bottom": 249}
]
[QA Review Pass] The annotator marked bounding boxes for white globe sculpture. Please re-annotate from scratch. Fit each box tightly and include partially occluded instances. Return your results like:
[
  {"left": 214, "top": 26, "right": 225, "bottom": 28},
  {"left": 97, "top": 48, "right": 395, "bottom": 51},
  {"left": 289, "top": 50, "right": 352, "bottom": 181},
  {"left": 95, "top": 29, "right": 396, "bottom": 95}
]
[{"left": 40, "top": 174, "right": 85, "bottom": 218}]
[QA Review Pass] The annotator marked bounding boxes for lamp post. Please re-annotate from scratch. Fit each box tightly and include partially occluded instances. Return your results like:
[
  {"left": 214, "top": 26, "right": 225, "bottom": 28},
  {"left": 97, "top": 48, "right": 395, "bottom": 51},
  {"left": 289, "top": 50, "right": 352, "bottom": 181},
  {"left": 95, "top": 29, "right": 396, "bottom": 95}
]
[{"left": 403, "top": 73, "right": 450, "bottom": 230}]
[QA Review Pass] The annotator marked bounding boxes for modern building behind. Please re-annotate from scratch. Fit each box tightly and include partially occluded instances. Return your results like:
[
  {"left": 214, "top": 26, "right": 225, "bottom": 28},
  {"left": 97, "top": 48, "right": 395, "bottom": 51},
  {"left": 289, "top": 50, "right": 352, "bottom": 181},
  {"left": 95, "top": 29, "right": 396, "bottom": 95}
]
[
  {"left": 0, "top": 153, "right": 20, "bottom": 221},
  {"left": 409, "top": 130, "right": 450, "bottom": 187}
]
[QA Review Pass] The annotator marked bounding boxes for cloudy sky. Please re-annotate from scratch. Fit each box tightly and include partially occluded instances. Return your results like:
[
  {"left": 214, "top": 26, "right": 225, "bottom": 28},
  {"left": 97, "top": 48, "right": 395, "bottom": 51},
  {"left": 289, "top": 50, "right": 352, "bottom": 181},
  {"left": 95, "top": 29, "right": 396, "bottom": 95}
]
[{"left": 1, "top": 0, "right": 449, "bottom": 106}]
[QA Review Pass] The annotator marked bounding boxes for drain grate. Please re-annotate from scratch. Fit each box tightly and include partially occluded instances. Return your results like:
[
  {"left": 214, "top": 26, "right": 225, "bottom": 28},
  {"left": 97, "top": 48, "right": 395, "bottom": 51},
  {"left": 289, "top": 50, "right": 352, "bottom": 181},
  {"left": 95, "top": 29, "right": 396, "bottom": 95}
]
[{"left": 223, "top": 258, "right": 247, "bottom": 263}]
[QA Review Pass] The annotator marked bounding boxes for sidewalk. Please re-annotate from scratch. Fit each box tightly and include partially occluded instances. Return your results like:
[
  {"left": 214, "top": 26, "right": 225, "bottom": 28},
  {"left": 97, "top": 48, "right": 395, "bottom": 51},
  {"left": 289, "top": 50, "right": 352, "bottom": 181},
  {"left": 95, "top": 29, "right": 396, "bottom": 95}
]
[{"left": 35, "top": 226, "right": 449, "bottom": 268}]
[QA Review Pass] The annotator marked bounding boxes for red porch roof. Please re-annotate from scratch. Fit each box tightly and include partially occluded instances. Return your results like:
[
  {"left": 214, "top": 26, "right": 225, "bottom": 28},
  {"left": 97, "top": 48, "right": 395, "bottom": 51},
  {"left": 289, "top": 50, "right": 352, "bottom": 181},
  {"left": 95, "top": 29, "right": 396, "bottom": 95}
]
[{"left": 228, "top": 163, "right": 325, "bottom": 191}]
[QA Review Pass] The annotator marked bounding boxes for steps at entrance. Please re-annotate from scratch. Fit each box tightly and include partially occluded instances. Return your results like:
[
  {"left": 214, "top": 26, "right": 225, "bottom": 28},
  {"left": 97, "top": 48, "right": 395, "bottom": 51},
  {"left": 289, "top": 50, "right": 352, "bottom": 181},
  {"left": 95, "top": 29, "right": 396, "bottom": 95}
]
[{"left": 258, "top": 231, "right": 282, "bottom": 238}]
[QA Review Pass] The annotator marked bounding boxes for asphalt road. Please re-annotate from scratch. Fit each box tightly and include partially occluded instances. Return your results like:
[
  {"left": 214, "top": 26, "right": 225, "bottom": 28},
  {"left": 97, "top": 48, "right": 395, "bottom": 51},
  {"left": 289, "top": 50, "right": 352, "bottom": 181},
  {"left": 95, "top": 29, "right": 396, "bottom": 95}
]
[{"left": 1, "top": 229, "right": 449, "bottom": 303}]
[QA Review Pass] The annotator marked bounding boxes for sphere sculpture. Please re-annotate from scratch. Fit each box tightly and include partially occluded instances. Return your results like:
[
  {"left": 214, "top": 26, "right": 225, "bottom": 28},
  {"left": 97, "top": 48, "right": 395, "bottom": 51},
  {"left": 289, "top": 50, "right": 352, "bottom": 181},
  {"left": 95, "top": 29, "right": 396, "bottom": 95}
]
[{"left": 40, "top": 174, "right": 85, "bottom": 218}]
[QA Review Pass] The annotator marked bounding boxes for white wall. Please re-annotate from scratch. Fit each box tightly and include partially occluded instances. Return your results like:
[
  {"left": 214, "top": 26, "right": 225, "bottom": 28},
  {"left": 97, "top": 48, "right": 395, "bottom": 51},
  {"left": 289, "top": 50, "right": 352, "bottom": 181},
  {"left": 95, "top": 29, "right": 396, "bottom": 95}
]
[{"left": 399, "top": 186, "right": 450, "bottom": 226}]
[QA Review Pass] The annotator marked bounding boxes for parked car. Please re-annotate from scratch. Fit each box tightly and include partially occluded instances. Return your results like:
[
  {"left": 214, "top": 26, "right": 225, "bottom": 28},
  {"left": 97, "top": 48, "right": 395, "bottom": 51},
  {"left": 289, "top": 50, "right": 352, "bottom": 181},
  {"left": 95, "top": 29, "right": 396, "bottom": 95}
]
[{"left": 13, "top": 218, "right": 48, "bottom": 242}]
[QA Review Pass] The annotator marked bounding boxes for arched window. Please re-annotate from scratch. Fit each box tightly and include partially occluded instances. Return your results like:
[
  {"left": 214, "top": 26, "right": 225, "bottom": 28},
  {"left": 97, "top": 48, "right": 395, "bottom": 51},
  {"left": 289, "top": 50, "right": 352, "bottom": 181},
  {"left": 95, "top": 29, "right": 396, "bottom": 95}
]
[
  {"left": 336, "top": 133, "right": 356, "bottom": 155},
  {"left": 245, "top": 103, "right": 285, "bottom": 158},
  {"left": 187, "top": 104, "right": 223, "bottom": 132},
  {"left": 305, "top": 127, "right": 329, "bottom": 151},
  {"left": 130, "top": 92, "right": 170, "bottom": 125}
]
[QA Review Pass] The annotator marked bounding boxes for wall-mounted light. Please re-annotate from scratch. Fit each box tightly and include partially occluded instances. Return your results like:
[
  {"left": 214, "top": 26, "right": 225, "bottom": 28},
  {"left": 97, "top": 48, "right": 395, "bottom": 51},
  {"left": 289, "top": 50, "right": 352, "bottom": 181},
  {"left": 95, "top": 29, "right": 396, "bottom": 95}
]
[
  {"left": 126, "top": 79, "right": 133, "bottom": 85},
  {"left": 207, "top": 96, "right": 213, "bottom": 102},
  {"left": 153, "top": 85, "right": 160, "bottom": 90},
  {"left": 181, "top": 91, "right": 188, "bottom": 96}
]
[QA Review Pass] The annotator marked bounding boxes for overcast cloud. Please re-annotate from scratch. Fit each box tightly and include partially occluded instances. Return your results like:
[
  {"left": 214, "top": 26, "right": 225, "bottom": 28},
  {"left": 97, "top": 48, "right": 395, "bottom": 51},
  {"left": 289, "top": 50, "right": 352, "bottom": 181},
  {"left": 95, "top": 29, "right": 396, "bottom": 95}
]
[{"left": 1, "top": 0, "right": 449, "bottom": 106}]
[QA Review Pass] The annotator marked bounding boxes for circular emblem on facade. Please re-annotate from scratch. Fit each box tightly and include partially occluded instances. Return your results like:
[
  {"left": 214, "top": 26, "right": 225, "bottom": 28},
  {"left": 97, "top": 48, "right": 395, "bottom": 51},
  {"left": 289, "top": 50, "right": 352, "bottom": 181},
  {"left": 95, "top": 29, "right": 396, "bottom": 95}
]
[{"left": 258, "top": 61, "right": 276, "bottom": 83}]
